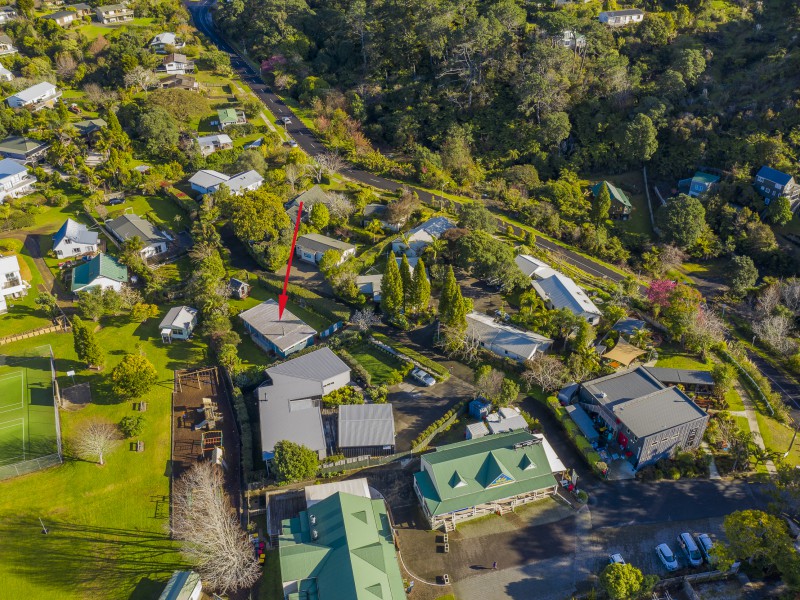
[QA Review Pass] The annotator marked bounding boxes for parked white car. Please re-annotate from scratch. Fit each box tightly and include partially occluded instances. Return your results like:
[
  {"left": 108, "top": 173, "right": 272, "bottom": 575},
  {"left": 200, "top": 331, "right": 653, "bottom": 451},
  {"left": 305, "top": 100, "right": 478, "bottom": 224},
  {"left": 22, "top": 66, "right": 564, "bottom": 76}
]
[
  {"left": 655, "top": 543, "right": 679, "bottom": 571},
  {"left": 677, "top": 532, "right": 703, "bottom": 567},
  {"left": 608, "top": 553, "right": 625, "bottom": 565},
  {"left": 280, "top": 116, "right": 292, "bottom": 124},
  {"left": 696, "top": 533, "right": 714, "bottom": 563},
  {"left": 411, "top": 368, "right": 436, "bottom": 387}
]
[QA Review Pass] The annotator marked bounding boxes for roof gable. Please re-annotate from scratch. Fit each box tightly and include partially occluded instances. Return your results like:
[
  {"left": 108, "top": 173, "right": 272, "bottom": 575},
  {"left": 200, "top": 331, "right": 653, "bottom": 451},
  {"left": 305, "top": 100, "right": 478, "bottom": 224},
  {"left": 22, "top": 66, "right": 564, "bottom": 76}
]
[
  {"left": 71, "top": 253, "right": 127, "bottom": 290},
  {"left": 756, "top": 165, "right": 793, "bottom": 186}
]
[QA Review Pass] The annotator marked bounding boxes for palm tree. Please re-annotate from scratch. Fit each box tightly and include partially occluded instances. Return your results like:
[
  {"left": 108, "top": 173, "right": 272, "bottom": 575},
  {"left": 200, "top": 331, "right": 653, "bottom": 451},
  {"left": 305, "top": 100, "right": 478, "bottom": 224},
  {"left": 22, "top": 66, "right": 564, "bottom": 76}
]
[{"left": 630, "top": 327, "right": 652, "bottom": 349}]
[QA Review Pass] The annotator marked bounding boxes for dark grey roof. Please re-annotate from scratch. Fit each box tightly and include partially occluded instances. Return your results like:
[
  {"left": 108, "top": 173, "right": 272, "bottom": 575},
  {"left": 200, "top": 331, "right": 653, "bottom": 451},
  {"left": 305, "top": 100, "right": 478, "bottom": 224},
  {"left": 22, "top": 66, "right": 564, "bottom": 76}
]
[
  {"left": 565, "top": 405, "right": 599, "bottom": 442},
  {"left": 259, "top": 395, "right": 326, "bottom": 456},
  {"left": 581, "top": 366, "right": 664, "bottom": 408},
  {"left": 644, "top": 367, "right": 714, "bottom": 387},
  {"left": 229, "top": 277, "right": 249, "bottom": 291},
  {"left": 363, "top": 203, "right": 387, "bottom": 219},
  {"left": 105, "top": 214, "right": 167, "bottom": 245},
  {"left": 612, "top": 387, "right": 707, "bottom": 438},
  {"left": 239, "top": 299, "right": 316, "bottom": 353},
  {"left": 297, "top": 233, "right": 355, "bottom": 254},
  {"left": 612, "top": 318, "right": 647, "bottom": 337},
  {"left": 338, "top": 404, "right": 395, "bottom": 448}
]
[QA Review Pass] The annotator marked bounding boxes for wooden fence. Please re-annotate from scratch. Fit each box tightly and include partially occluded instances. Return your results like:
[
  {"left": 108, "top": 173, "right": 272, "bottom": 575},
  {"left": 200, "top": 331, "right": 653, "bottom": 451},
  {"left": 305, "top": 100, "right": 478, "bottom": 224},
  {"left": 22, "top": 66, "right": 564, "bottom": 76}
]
[{"left": 0, "top": 319, "right": 70, "bottom": 346}]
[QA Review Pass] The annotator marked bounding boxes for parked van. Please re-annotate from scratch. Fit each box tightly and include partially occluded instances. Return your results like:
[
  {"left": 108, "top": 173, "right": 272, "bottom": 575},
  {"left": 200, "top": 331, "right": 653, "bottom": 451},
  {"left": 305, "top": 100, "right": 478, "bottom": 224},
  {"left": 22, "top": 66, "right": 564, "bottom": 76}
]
[{"left": 677, "top": 532, "right": 702, "bottom": 567}]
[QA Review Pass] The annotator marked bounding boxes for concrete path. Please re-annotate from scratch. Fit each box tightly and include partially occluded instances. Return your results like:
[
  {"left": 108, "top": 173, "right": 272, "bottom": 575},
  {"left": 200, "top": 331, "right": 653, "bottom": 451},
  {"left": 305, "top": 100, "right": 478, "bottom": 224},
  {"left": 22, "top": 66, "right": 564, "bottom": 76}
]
[
  {"left": 734, "top": 381, "right": 777, "bottom": 475},
  {"left": 701, "top": 442, "right": 721, "bottom": 480}
]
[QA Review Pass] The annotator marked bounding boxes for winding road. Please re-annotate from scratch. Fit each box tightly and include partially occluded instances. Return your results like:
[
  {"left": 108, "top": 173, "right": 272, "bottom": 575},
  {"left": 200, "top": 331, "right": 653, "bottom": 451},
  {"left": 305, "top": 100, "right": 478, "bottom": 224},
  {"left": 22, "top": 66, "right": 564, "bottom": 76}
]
[{"left": 187, "top": 0, "right": 629, "bottom": 287}]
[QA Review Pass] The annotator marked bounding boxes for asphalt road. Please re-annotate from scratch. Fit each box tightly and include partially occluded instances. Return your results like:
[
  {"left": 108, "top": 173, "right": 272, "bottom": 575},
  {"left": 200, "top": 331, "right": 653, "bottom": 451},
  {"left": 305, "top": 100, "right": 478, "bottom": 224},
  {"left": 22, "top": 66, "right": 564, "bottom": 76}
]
[
  {"left": 745, "top": 349, "right": 800, "bottom": 420},
  {"left": 188, "top": 0, "right": 629, "bottom": 287}
]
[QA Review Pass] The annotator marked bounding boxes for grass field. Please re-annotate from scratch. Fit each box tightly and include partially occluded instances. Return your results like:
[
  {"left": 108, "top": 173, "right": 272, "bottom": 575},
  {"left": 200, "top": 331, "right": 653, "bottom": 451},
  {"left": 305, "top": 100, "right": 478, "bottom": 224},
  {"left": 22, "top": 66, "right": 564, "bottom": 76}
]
[
  {"left": 756, "top": 412, "right": 800, "bottom": 467},
  {"left": 0, "top": 354, "right": 57, "bottom": 470},
  {"left": 0, "top": 313, "right": 207, "bottom": 599},
  {"left": 654, "top": 345, "right": 712, "bottom": 370},
  {"left": 0, "top": 245, "right": 53, "bottom": 336},
  {"left": 349, "top": 342, "right": 406, "bottom": 385}
]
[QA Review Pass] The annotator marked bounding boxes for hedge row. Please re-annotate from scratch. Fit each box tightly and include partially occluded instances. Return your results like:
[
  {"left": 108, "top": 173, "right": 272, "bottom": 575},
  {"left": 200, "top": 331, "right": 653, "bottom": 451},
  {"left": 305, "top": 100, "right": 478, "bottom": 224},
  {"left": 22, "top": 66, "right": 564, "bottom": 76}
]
[
  {"left": 337, "top": 348, "right": 372, "bottom": 387},
  {"left": 164, "top": 186, "right": 199, "bottom": 218},
  {"left": 258, "top": 273, "right": 351, "bottom": 324},
  {"left": 412, "top": 400, "right": 468, "bottom": 451},
  {"left": 545, "top": 396, "right": 605, "bottom": 477},
  {"left": 371, "top": 332, "right": 450, "bottom": 381},
  {"left": 717, "top": 349, "right": 788, "bottom": 423}
]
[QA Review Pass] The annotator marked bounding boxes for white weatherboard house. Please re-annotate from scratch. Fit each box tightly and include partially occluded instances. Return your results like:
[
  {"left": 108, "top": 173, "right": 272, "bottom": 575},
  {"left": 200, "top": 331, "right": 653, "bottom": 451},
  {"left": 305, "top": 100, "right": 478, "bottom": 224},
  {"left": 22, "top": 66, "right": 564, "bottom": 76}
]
[
  {"left": 6, "top": 82, "right": 62, "bottom": 110},
  {"left": 466, "top": 312, "right": 553, "bottom": 362},
  {"left": 599, "top": 9, "right": 644, "bottom": 26},
  {"left": 159, "top": 53, "right": 194, "bottom": 75},
  {"left": 257, "top": 347, "right": 351, "bottom": 462},
  {"left": 514, "top": 255, "right": 557, "bottom": 280},
  {"left": 532, "top": 272, "right": 602, "bottom": 325},
  {"left": 0, "top": 65, "right": 13, "bottom": 81},
  {"left": 188, "top": 169, "right": 263, "bottom": 196},
  {"left": 149, "top": 32, "right": 185, "bottom": 53},
  {"left": 0, "top": 159, "right": 36, "bottom": 202},
  {"left": 159, "top": 305, "right": 198, "bottom": 342},
  {"left": 391, "top": 216, "right": 456, "bottom": 256},
  {"left": 52, "top": 218, "right": 99, "bottom": 258},
  {"left": 196, "top": 134, "right": 232, "bottom": 156},
  {"left": 104, "top": 214, "right": 168, "bottom": 258},
  {"left": 296, "top": 234, "right": 356, "bottom": 266},
  {"left": 0, "top": 254, "right": 29, "bottom": 314}
]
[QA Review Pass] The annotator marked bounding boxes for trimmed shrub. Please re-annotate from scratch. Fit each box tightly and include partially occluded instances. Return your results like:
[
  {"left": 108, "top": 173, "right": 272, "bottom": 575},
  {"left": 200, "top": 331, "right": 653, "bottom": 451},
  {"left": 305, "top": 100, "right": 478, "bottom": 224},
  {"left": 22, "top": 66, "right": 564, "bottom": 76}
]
[{"left": 371, "top": 332, "right": 450, "bottom": 381}]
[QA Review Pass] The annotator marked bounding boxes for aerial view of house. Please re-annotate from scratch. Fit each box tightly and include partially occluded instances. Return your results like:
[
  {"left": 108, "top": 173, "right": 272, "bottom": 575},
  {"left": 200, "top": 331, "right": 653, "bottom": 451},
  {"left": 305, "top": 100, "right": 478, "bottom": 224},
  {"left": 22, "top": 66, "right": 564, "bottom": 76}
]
[
  {"left": 53, "top": 218, "right": 99, "bottom": 257},
  {"left": 104, "top": 214, "right": 168, "bottom": 258},
  {"left": 295, "top": 233, "right": 356, "bottom": 265},
  {"left": 70, "top": 253, "right": 127, "bottom": 294},
  {"left": 239, "top": 299, "right": 317, "bottom": 357}
]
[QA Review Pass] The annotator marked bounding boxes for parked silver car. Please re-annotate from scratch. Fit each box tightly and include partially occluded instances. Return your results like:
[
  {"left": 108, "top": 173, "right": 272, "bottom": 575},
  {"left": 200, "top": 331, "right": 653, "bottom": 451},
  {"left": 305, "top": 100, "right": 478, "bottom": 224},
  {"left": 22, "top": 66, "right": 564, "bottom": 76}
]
[
  {"left": 695, "top": 533, "right": 714, "bottom": 563},
  {"left": 411, "top": 368, "right": 436, "bottom": 387},
  {"left": 608, "top": 553, "right": 625, "bottom": 565},
  {"left": 677, "top": 532, "right": 703, "bottom": 567},
  {"left": 655, "top": 543, "right": 679, "bottom": 571}
]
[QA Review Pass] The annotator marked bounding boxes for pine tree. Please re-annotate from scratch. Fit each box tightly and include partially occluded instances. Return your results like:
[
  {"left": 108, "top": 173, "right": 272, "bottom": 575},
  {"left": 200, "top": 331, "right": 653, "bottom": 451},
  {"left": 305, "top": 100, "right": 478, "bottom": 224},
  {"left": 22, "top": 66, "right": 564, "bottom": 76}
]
[
  {"left": 399, "top": 254, "right": 413, "bottom": 310},
  {"left": 410, "top": 258, "right": 431, "bottom": 314},
  {"left": 381, "top": 255, "right": 404, "bottom": 318},
  {"left": 438, "top": 265, "right": 457, "bottom": 324},
  {"left": 448, "top": 281, "right": 468, "bottom": 332},
  {"left": 592, "top": 183, "right": 612, "bottom": 227}
]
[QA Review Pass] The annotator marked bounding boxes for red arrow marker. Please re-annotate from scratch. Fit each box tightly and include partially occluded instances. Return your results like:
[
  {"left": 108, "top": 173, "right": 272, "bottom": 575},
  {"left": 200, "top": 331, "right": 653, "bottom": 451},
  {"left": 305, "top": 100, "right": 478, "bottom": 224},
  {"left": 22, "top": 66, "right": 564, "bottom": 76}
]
[{"left": 278, "top": 201, "right": 303, "bottom": 319}]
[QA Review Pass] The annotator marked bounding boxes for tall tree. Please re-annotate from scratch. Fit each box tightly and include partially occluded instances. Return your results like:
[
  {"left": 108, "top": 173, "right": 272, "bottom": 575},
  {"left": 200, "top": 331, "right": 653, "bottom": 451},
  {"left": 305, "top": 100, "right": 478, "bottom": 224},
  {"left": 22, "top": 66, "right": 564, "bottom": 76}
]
[
  {"left": 592, "top": 183, "right": 612, "bottom": 227},
  {"left": 438, "top": 265, "right": 457, "bottom": 324},
  {"left": 73, "top": 419, "right": 120, "bottom": 466},
  {"left": 111, "top": 353, "right": 158, "bottom": 400},
  {"left": 72, "top": 315, "right": 104, "bottom": 368},
  {"left": 410, "top": 257, "right": 431, "bottom": 314},
  {"left": 272, "top": 440, "right": 319, "bottom": 483},
  {"left": 657, "top": 194, "right": 706, "bottom": 249},
  {"left": 309, "top": 201, "right": 330, "bottom": 231},
  {"left": 399, "top": 254, "right": 413, "bottom": 310},
  {"left": 728, "top": 255, "right": 758, "bottom": 298},
  {"left": 380, "top": 256, "right": 404, "bottom": 318}
]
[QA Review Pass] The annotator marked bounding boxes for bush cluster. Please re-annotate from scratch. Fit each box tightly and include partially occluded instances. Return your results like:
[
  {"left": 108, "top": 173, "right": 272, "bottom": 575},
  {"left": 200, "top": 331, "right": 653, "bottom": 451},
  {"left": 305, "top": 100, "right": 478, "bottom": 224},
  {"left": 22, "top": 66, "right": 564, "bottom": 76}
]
[
  {"left": 371, "top": 332, "right": 450, "bottom": 381},
  {"left": 636, "top": 451, "right": 710, "bottom": 481},
  {"left": 322, "top": 386, "right": 364, "bottom": 407},
  {"left": 544, "top": 396, "right": 605, "bottom": 477},
  {"left": 258, "top": 273, "right": 350, "bottom": 323},
  {"left": 412, "top": 401, "right": 468, "bottom": 451}
]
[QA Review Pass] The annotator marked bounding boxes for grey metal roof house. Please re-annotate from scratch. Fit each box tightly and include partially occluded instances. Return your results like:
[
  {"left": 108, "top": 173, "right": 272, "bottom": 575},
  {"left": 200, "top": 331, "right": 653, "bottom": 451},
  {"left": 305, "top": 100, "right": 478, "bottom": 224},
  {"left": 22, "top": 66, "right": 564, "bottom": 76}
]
[
  {"left": 158, "top": 570, "right": 202, "bottom": 600},
  {"left": 239, "top": 299, "right": 317, "bottom": 358},
  {"left": 356, "top": 274, "right": 383, "bottom": 303},
  {"left": 296, "top": 233, "right": 356, "bottom": 266},
  {"left": 104, "top": 214, "right": 168, "bottom": 258},
  {"left": 532, "top": 272, "right": 602, "bottom": 325},
  {"left": 158, "top": 305, "right": 198, "bottom": 342},
  {"left": 391, "top": 216, "right": 456, "bottom": 256},
  {"left": 515, "top": 254, "right": 557, "bottom": 280},
  {"left": 576, "top": 366, "right": 708, "bottom": 468},
  {"left": 644, "top": 367, "right": 714, "bottom": 393},
  {"left": 337, "top": 404, "right": 396, "bottom": 457},
  {"left": 466, "top": 311, "right": 553, "bottom": 362},
  {"left": 257, "top": 347, "right": 351, "bottom": 461}
]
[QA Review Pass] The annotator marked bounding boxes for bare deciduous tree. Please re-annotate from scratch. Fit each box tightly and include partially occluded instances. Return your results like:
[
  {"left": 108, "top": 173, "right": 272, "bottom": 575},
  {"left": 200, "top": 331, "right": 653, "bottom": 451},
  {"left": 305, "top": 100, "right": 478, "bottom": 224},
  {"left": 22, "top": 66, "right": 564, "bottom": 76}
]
[
  {"left": 474, "top": 366, "right": 504, "bottom": 400},
  {"left": 522, "top": 354, "right": 568, "bottom": 392},
  {"left": 56, "top": 54, "right": 78, "bottom": 81},
  {"left": 172, "top": 462, "right": 260, "bottom": 594},
  {"left": 284, "top": 163, "right": 304, "bottom": 192},
  {"left": 72, "top": 419, "right": 121, "bottom": 466},
  {"left": 756, "top": 283, "right": 782, "bottom": 316},
  {"left": 658, "top": 244, "right": 687, "bottom": 274},
  {"left": 327, "top": 191, "right": 355, "bottom": 222},
  {"left": 351, "top": 308, "right": 379, "bottom": 332},
  {"left": 754, "top": 313, "right": 796, "bottom": 354},
  {"left": 306, "top": 151, "right": 347, "bottom": 183},
  {"left": 124, "top": 66, "right": 158, "bottom": 93},
  {"left": 781, "top": 279, "right": 800, "bottom": 314}
]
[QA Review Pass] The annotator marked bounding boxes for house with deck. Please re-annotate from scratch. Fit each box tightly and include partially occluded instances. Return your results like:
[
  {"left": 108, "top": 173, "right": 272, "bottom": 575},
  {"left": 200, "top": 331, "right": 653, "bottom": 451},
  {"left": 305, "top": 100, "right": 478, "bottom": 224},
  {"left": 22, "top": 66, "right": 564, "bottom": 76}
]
[
  {"left": 0, "top": 136, "right": 49, "bottom": 163},
  {"left": 216, "top": 108, "right": 246, "bottom": 130},
  {"left": 188, "top": 169, "right": 263, "bottom": 196},
  {"left": 196, "top": 134, "right": 232, "bottom": 156},
  {"left": 413, "top": 431, "right": 566, "bottom": 530},
  {"left": 95, "top": 4, "right": 133, "bottom": 23},
  {"left": 0, "top": 159, "right": 36, "bottom": 202},
  {"left": 158, "top": 53, "right": 194, "bottom": 75},
  {"left": 149, "top": 32, "right": 185, "bottom": 53},
  {"left": 599, "top": 9, "right": 644, "bottom": 26},
  {"left": 0, "top": 254, "right": 29, "bottom": 314},
  {"left": 42, "top": 10, "right": 76, "bottom": 26},
  {"left": 104, "top": 214, "right": 168, "bottom": 258},
  {"left": 0, "top": 6, "right": 18, "bottom": 22},
  {"left": 0, "top": 34, "right": 17, "bottom": 54},
  {"left": 159, "top": 305, "right": 198, "bottom": 342},
  {"left": 754, "top": 166, "right": 800, "bottom": 210},
  {"left": 6, "top": 82, "right": 62, "bottom": 111}
]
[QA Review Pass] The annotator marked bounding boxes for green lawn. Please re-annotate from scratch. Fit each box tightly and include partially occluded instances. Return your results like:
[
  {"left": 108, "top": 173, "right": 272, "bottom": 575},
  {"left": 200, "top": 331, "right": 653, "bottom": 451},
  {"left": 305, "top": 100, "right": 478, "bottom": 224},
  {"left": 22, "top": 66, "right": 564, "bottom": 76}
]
[
  {"left": 6, "top": 192, "right": 86, "bottom": 234},
  {"left": 259, "top": 549, "right": 282, "bottom": 600},
  {"left": 654, "top": 345, "right": 711, "bottom": 370},
  {"left": 734, "top": 415, "right": 750, "bottom": 434},
  {"left": 725, "top": 388, "right": 745, "bottom": 412},
  {"left": 595, "top": 171, "right": 653, "bottom": 238},
  {"left": 0, "top": 312, "right": 207, "bottom": 599},
  {"left": 349, "top": 342, "right": 406, "bottom": 385},
  {"left": 100, "top": 195, "right": 185, "bottom": 230},
  {"left": 0, "top": 242, "right": 53, "bottom": 336},
  {"left": 756, "top": 412, "right": 800, "bottom": 467}
]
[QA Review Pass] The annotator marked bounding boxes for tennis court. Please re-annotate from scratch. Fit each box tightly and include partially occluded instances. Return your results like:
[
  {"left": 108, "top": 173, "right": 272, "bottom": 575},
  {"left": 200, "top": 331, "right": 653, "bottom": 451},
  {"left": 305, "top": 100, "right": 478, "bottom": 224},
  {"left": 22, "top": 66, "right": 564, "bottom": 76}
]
[{"left": 0, "top": 352, "right": 60, "bottom": 476}]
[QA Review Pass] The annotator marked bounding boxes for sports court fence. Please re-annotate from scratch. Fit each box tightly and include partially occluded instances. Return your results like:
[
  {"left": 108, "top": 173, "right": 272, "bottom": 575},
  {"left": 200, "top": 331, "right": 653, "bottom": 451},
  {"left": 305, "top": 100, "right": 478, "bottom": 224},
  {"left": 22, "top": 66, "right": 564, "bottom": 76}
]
[{"left": 0, "top": 345, "right": 63, "bottom": 480}]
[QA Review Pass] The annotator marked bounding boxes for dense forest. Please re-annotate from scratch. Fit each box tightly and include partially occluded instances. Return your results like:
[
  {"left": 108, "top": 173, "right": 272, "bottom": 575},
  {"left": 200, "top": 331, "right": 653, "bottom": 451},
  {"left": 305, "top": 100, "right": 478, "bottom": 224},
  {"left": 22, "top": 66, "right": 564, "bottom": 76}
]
[{"left": 217, "top": 0, "right": 800, "bottom": 277}]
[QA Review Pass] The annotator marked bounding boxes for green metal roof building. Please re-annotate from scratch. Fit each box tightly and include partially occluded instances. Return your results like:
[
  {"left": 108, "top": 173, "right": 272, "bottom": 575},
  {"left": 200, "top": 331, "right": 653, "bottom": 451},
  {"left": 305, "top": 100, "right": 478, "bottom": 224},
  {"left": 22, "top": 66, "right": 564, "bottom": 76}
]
[
  {"left": 278, "top": 491, "right": 406, "bottom": 600},
  {"left": 413, "top": 431, "right": 561, "bottom": 531},
  {"left": 591, "top": 181, "right": 632, "bottom": 216},
  {"left": 70, "top": 253, "right": 127, "bottom": 293}
]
